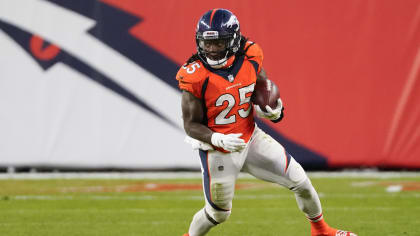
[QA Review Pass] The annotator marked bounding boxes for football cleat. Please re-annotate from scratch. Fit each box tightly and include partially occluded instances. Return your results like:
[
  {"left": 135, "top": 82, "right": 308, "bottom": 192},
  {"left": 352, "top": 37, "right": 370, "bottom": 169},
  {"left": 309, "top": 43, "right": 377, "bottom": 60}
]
[
  {"left": 182, "top": 234, "right": 189, "bottom": 236},
  {"left": 335, "top": 231, "right": 357, "bottom": 236},
  {"left": 310, "top": 218, "right": 357, "bottom": 236},
  {"left": 312, "top": 230, "right": 357, "bottom": 236},
  {"left": 311, "top": 225, "right": 357, "bottom": 236}
]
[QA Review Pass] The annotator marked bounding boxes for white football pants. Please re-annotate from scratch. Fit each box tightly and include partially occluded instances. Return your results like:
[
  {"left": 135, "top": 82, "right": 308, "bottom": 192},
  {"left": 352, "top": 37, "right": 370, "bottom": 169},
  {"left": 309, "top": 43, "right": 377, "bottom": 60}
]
[{"left": 187, "top": 126, "right": 322, "bottom": 236}]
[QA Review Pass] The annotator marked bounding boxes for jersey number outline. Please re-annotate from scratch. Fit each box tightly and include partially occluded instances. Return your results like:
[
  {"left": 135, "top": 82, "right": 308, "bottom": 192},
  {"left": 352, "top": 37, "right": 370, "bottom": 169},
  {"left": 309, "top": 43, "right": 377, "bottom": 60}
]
[
  {"left": 215, "top": 84, "right": 255, "bottom": 125},
  {"left": 182, "top": 62, "right": 201, "bottom": 74}
]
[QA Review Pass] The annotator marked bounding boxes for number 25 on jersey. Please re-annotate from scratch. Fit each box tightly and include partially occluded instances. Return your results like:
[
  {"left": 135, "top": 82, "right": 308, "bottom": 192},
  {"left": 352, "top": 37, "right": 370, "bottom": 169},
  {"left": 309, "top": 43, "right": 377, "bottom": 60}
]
[{"left": 215, "top": 83, "right": 255, "bottom": 125}]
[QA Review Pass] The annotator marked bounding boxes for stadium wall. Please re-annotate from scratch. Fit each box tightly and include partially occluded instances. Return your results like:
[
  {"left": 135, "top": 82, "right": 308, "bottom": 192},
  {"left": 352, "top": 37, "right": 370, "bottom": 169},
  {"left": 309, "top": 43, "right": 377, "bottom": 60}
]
[{"left": 0, "top": 0, "right": 419, "bottom": 170}]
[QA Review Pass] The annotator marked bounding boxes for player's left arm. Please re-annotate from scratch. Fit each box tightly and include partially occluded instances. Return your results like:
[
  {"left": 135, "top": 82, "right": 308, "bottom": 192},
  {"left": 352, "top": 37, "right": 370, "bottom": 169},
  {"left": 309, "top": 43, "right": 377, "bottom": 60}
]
[
  {"left": 257, "top": 67, "right": 268, "bottom": 81},
  {"left": 248, "top": 42, "right": 284, "bottom": 122},
  {"left": 255, "top": 68, "right": 284, "bottom": 123}
]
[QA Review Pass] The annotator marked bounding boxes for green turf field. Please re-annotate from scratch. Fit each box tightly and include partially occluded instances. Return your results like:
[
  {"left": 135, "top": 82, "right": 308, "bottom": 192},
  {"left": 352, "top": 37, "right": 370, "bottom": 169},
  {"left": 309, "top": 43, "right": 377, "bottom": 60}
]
[{"left": 0, "top": 175, "right": 419, "bottom": 235}]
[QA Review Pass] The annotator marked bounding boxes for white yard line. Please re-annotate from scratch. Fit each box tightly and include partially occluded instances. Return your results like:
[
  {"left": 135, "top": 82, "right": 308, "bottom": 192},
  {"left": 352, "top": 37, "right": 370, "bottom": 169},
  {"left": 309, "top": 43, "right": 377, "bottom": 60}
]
[
  {"left": 0, "top": 171, "right": 419, "bottom": 180},
  {"left": 5, "top": 193, "right": 420, "bottom": 201}
]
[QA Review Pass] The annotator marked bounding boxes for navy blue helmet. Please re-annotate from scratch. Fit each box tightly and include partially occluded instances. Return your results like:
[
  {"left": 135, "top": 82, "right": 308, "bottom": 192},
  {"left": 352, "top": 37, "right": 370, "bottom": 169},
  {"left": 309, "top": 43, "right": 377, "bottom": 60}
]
[{"left": 196, "top": 9, "right": 241, "bottom": 68}]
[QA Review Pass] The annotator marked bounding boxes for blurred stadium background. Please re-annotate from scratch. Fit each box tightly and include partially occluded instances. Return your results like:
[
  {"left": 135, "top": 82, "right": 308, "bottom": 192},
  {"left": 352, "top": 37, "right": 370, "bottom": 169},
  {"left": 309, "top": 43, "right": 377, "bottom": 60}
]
[
  {"left": 1, "top": 0, "right": 419, "bottom": 172},
  {"left": 0, "top": 1, "right": 420, "bottom": 235}
]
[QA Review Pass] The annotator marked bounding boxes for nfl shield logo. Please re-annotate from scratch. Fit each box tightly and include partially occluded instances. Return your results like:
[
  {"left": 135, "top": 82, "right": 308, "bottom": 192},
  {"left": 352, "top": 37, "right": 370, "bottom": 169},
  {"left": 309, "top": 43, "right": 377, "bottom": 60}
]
[{"left": 228, "top": 74, "right": 234, "bottom": 82}]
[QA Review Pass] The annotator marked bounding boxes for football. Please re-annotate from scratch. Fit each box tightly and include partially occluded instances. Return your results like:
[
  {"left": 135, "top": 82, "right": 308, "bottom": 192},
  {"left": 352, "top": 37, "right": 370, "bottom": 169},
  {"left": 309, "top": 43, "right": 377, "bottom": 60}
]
[{"left": 251, "top": 78, "right": 280, "bottom": 112}]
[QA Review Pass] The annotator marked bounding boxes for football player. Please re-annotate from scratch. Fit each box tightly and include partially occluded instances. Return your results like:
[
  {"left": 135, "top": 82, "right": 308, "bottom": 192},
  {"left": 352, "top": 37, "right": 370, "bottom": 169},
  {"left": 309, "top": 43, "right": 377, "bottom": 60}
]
[{"left": 177, "top": 8, "right": 357, "bottom": 236}]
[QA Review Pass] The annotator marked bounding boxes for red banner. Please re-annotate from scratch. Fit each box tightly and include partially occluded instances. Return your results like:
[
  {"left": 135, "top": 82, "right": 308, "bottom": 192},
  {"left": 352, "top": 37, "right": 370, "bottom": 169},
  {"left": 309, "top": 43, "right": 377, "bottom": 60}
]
[{"left": 104, "top": 0, "right": 420, "bottom": 168}]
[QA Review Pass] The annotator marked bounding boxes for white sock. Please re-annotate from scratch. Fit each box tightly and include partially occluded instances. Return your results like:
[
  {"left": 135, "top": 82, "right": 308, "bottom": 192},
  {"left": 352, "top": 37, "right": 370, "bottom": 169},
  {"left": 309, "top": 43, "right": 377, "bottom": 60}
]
[
  {"left": 292, "top": 178, "right": 323, "bottom": 220},
  {"left": 188, "top": 208, "right": 215, "bottom": 236}
]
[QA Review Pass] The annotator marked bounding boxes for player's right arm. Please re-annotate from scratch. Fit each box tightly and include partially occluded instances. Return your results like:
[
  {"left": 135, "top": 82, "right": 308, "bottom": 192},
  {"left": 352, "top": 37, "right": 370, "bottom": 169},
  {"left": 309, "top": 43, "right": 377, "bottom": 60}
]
[
  {"left": 181, "top": 91, "right": 246, "bottom": 152},
  {"left": 177, "top": 62, "right": 246, "bottom": 152},
  {"left": 181, "top": 90, "right": 213, "bottom": 144}
]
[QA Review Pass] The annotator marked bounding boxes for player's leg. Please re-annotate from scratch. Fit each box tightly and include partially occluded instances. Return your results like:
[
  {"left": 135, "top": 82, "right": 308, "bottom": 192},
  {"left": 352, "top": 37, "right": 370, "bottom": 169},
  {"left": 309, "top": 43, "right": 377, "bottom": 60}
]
[
  {"left": 242, "top": 127, "right": 356, "bottom": 236},
  {"left": 242, "top": 128, "right": 323, "bottom": 218},
  {"left": 186, "top": 149, "right": 246, "bottom": 236}
]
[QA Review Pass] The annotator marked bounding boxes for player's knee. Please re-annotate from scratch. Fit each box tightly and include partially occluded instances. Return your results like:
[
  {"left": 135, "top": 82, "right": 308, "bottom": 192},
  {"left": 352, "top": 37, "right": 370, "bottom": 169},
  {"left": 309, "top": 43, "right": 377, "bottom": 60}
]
[
  {"left": 211, "top": 181, "right": 234, "bottom": 209},
  {"left": 286, "top": 158, "right": 308, "bottom": 188},
  {"left": 203, "top": 181, "right": 234, "bottom": 224},
  {"left": 206, "top": 206, "right": 231, "bottom": 224},
  {"left": 213, "top": 210, "right": 231, "bottom": 223},
  {"left": 291, "top": 178, "right": 313, "bottom": 198},
  {"left": 290, "top": 177, "right": 320, "bottom": 202}
]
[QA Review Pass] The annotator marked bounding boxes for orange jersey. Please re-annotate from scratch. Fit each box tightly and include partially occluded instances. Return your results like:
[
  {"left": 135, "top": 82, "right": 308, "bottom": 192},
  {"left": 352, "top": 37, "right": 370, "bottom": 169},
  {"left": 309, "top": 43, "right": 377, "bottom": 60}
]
[{"left": 177, "top": 41, "right": 263, "bottom": 144}]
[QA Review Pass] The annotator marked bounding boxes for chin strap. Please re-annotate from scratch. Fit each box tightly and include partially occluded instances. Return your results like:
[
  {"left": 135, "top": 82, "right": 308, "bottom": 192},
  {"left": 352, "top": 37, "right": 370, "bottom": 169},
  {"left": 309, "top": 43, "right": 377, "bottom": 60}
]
[
  {"left": 206, "top": 50, "right": 230, "bottom": 68},
  {"left": 206, "top": 57, "right": 228, "bottom": 68},
  {"left": 207, "top": 55, "right": 236, "bottom": 69}
]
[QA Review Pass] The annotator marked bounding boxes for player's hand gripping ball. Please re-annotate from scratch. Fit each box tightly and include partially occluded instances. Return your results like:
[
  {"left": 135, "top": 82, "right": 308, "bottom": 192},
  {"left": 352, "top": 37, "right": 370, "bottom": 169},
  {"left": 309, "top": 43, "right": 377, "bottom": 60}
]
[{"left": 251, "top": 78, "right": 280, "bottom": 112}]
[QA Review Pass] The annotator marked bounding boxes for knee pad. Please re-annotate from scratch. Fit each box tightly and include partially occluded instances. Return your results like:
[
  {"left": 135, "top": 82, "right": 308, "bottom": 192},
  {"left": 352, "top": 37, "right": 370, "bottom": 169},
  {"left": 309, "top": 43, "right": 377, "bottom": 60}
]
[
  {"left": 205, "top": 205, "right": 231, "bottom": 224},
  {"left": 204, "top": 181, "right": 234, "bottom": 224},
  {"left": 285, "top": 158, "right": 308, "bottom": 189},
  {"left": 210, "top": 181, "right": 234, "bottom": 209},
  {"left": 289, "top": 177, "right": 322, "bottom": 217},
  {"left": 291, "top": 178, "right": 314, "bottom": 198}
]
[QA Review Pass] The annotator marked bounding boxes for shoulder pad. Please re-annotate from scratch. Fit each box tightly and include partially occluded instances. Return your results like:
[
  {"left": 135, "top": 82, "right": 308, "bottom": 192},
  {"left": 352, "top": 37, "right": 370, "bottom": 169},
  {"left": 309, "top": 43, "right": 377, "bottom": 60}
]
[
  {"left": 176, "top": 61, "right": 208, "bottom": 98},
  {"left": 245, "top": 41, "right": 264, "bottom": 62},
  {"left": 244, "top": 41, "right": 264, "bottom": 73}
]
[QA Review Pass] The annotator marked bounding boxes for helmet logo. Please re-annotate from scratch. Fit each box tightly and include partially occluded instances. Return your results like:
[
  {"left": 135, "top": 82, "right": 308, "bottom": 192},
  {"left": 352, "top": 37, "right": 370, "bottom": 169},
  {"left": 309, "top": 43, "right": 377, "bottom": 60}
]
[{"left": 221, "top": 15, "right": 239, "bottom": 30}]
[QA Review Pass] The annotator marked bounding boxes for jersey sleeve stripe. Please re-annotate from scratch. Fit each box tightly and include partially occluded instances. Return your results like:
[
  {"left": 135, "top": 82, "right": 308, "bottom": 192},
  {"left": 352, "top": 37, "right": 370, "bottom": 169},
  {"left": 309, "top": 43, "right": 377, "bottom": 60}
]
[{"left": 248, "top": 59, "right": 260, "bottom": 77}]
